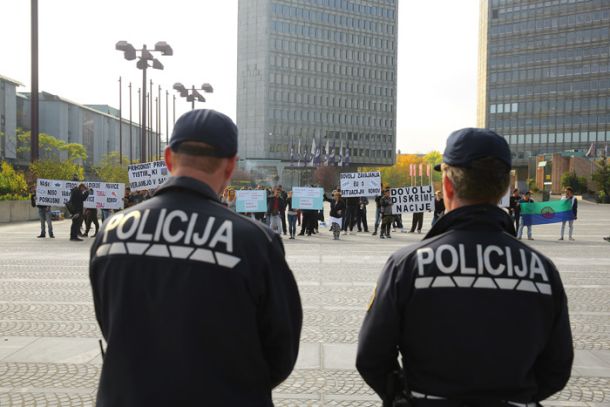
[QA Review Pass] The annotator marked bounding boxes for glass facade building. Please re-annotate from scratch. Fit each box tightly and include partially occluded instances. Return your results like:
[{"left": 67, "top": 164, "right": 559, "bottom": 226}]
[
  {"left": 237, "top": 0, "right": 398, "bottom": 166},
  {"left": 478, "top": 0, "right": 610, "bottom": 168}
]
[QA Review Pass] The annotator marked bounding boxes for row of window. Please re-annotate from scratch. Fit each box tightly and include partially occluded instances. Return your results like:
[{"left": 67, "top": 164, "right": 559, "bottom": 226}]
[
  {"left": 497, "top": 131, "right": 610, "bottom": 145},
  {"left": 489, "top": 26, "right": 610, "bottom": 56},
  {"left": 270, "top": 90, "right": 393, "bottom": 114},
  {"left": 490, "top": 61, "right": 610, "bottom": 84},
  {"left": 491, "top": 97, "right": 610, "bottom": 115},
  {"left": 490, "top": 8, "right": 610, "bottom": 36},
  {"left": 269, "top": 128, "right": 394, "bottom": 145},
  {"left": 269, "top": 72, "right": 394, "bottom": 97},
  {"left": 489, "top": 44, "right": 609, "bottom": 70},
  {"left": 271, "top": 50, "right": 394, "bottom": 70},
  {"left": 272, "top": 61, "right": 395, "bottom": 84},
  {"left": 300, "top": 0, "right": 396, "bottom": 18},
  {"left": 491, "top": 0, "right": 599, "bottom": 11},
  {"left": 491, "top": 0, "right": 608, "bottom": 18},
  {"left": 269, "top": 142, "right": 393, "bottom": 160},
  {"left": 271, "top": 20, "right": 396, "bottom": 50},
  {"left": 269, "top": 108, "right": 394, "bottom": 129},
  {"left": 272, "top": 37, "right": 395, "bottom": 61},
  {"left": 271, "top": 3, "right": 395, "bottom": 35},
  {"left": 489, "top": 78, "right": 610, "bottom": 100},
  {"left": 490, "top": 114, "right": 610, "bottom": 130}
]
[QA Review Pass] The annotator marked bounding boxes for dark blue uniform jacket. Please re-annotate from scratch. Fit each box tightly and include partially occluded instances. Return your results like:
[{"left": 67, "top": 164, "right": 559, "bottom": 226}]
[
  {"left": 89, "top": 176, "right": 302, "bottom": 407},
  {"left": 356, "top": 204, "right": 573, "bottom": 405}
]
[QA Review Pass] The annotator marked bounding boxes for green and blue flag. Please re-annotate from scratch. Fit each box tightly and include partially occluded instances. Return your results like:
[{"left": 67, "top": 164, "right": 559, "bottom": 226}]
[{"left": 520, "top": 199, "right": 574, "bottom": 226}]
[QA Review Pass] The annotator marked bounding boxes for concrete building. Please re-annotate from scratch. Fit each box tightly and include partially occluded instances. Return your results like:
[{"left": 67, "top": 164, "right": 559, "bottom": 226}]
[
  {"left": 478, "top": 0, "right": 610, "bottom": 179},
  {"left": 0, "top": 74, "right": 22, "bottom": 161},
  {"left": 16, "top": 92, "right": 154, "bottom": 167},
  {"left": 237, "top": 0, "right": 398, "bottom": 173}
]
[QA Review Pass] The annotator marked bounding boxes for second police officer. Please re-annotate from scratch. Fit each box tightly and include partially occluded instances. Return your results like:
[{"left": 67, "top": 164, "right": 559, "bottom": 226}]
[
  {"left": 356, "top": 128, "right": 573, "bottom": 407},
  {"left": 89, "top": 109, "right": 303, "bottom": 406}
]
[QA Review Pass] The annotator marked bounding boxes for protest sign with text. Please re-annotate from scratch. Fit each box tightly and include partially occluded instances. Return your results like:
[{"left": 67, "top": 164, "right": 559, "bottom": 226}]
[
  {"left": 391, "top": 185, "right": 435, "bottom": 214},
  {"left": 292, "top": 187, "right": 324, "bottom": 210},
  {"left": 235, "top": 190, "right": 268, "bottom": 213},
  {"left": 36, "top": 179, "right": 125, "bottom": 210},
  {"left": 340, "top": 171, "right": 381, "bottom": 197},
  {"left": 128, "top": 160, "right": 168, "bottom": 191}
]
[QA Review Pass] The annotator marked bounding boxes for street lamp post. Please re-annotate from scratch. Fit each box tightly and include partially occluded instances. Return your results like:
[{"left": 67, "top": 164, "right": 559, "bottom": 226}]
[
  {"left": 173, "top": 83, "right": 214, "bottom": 110},
  {"left": 115, "top": 41, "right": 172, "bottom": 163}
]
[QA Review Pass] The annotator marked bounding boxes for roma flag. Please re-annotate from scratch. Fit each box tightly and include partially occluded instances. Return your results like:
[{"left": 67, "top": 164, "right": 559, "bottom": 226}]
[{"left": 520, "top": 200, "right": 574, "bottom": 226}]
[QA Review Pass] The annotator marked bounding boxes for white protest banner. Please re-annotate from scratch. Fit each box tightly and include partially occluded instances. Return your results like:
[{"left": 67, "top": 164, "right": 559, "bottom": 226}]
[
  {"left": 82, "top": 181, "right": 125, "bottom": 210},
  {"left": 236, "top": 190, "right": 268, "bottom": 213},
  {"left": 36, "top": 179, "right": 125, "bottom": 210},
  {"left": 292, "top": 187, "right": 324, "bottom": 210},
  {"left": 128, "top": 160, "right": 169, "bottom": 191},
  {"left": 340, "top": 171, "right": 381, "bottom": 197},
  {"left": 391, "top": 185, "right": 435, "bottom": 214}
]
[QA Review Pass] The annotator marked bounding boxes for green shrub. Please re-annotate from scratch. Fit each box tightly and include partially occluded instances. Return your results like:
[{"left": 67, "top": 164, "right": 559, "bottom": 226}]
[
  {"left": 0, "top": 161, "right": 28, "bottom": 199},
  {"left": 560, "top": 171, "right": 588, "bottom": 194}
]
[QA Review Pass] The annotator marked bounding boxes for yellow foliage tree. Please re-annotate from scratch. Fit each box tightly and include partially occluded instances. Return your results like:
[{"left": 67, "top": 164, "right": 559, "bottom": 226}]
[{"left": 360, "top": 151, "right": 442, "bottom": 189}]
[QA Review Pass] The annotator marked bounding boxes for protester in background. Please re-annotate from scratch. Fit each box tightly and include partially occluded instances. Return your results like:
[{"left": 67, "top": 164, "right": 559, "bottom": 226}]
[
  {"left": 509, "top": 188, "right": 522, "bottom": 231},
  {"left": 342, "top": 196, "right": 358, "bottom": 235},
  {"left": 298, "top": 210, "right": 316, "bottom": 236},
  {"left": 409, "top": 211, "right": 424, "bottom": 233},
  {"left": 278, "top": 185, "right": 288, "bottom": 235},
  {"left": 379, "top": 189, "right": 393, "bottom": 239},
  {"left": 30, "top": 186, "right": 54, "bottom": 238},
  {"left": 559, "top": 186, "right": 578, "bottom": 241},
  {"left": 221, "top": 188, "right": 237, "bottom": 211},
  {"left": 371, "top": 194, "right": 382, "bottom": 236},
  {"left": 517, "top": 191, "right": 535, "bottom": 240},
  {"left": 393, "top": 214, "right": 405, "bottom": 233},
  {"left": 357, "top": 196, "right": 369, "bottom": 232},
  {"left": 286, "top": 191, "right": 298, "bottom": 239},
  {"left": 83, "top": 208, "right": 99, "bottom": 237},
  {"left": 68, "top": 183, "right": 90, "bottom": 242},
  {"left": 432, "top": 190, "right": 445, "bottom": 226},
  {"left": 329, "top": 191, "right": 346, "bottom": 240},
  {"left": 267, "top": 188, "right": 285, "bottom": 235}
]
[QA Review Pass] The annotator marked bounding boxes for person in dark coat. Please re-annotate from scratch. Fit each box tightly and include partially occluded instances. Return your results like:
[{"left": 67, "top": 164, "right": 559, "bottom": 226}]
[
  {"left": 89, "top": 109, "right": 302, "bottom": 407},
  {"left": 432, "top": 190, "right": 445, "bottom": 226},
  {"left": 357, "top": 128, "right": 573, "bottom": 406},
  {"left": 68, "top": 183, "right": 89, "bottom": 241}
]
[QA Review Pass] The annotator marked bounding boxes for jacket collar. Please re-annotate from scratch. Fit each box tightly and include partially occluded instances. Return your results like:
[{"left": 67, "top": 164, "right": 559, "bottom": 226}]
[
  {"left": 153, "top": 176, "right": 221, "bottom": 203},
  {"left": 425, "top": 204, "right": 516, "bottom": 239}
]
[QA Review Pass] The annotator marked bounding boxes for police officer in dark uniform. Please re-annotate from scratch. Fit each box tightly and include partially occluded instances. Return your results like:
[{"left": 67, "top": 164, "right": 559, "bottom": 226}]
[
  {"left": 89, "top": 109, "right": 302, "bottom": 407},
  {"left": 356, "top": 128, "right": 573, "bottom": 407}
]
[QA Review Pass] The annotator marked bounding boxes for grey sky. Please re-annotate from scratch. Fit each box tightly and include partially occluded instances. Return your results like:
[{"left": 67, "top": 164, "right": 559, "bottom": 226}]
[{"left": 0, "top": 0, "right": 480, "bottom": 154}]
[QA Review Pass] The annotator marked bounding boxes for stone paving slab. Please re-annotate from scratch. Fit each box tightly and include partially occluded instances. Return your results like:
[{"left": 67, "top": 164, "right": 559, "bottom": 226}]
[{"left": 0, "top": 202, "right": 609, "bottom": 405}]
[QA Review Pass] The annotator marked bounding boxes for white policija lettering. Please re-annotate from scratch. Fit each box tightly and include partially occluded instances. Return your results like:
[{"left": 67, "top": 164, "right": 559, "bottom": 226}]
[
  {"left": 415, "top": 244, "right": 552, "bottom": 295},
  {"left": 96, "top": 209, "right": 240, "bottom": 269}
]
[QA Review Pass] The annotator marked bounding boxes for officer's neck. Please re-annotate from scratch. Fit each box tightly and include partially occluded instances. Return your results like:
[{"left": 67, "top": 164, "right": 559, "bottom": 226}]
[
  {"left": 445, "top": 196, "right": 497, "bottom": 214},
  {"left": 170, "top": 167, "right": 226, "bottom": 196}
]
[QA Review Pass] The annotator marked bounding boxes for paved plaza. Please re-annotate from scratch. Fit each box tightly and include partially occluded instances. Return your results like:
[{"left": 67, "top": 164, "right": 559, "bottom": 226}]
[{"left": 0, "top": 202, "right": 609, "bottom": 406}]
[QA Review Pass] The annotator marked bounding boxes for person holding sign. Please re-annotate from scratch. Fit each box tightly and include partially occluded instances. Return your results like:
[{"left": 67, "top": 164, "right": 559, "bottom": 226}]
[
  {"left": 329, "top": 191, "right": 346, "bottom": 240},
  {"left": 30, "top": 185, "right": 54, "bottom": 238},
  {"left": 357, "top": 128, "right": 572, "bottom": 406},
  {"left": 89, "top": 109, "right": 302, "bottom": 406}
]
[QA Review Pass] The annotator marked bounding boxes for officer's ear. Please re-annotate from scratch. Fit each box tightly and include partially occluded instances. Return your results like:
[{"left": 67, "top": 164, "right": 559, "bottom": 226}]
[
  {"left": 442, "top": 173, "right": 455, "bottom": 202},
  {"left": 164, "top": 147, "right": 174, "bottom": 174},
  {"left": 223, "top": 156, "right": 237, "bottom": 182}
]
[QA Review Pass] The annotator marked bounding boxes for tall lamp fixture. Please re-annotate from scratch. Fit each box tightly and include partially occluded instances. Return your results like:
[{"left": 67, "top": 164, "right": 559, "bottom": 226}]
[
  {"left": 173, "top": 82, "right": 214, "bottom": 110},
  {"left": 115, "top": 41, "right": 172, "bottom": 162}
]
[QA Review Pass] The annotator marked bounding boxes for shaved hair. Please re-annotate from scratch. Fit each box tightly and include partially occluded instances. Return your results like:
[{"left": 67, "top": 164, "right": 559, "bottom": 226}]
[{"left": 170, "top": 141, "right": 224, "bottom": 174}]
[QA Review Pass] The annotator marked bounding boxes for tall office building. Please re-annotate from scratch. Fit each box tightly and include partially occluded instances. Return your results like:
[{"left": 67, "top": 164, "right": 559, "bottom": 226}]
[
  {"left": 478, "top": 0, "right": 610, "bottom": 173},
  {"left": 237, "top": 0, "right": 398, "bottom": 168}
]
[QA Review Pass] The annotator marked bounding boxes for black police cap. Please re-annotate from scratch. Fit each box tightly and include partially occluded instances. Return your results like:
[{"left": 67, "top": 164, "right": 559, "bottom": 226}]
[
  {"left": 169, "top": 109, "right": 237, "bottom": 158},
  {"left": 434, "top": 128, "right": 511, "bottom": 172}
]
